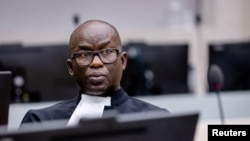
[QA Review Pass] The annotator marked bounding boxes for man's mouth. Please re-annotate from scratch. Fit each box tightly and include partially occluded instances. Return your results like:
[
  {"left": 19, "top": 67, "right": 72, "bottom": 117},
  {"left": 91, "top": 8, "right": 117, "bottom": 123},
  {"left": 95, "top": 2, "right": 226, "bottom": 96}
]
[{"left": 88, "top": 75, "right": 105, "bottom": 84}]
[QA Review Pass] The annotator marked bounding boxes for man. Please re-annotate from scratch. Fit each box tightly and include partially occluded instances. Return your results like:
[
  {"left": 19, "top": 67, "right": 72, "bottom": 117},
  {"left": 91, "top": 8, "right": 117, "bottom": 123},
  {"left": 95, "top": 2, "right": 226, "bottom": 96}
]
[{"left": 21, "top": 20, "right": 169, "bottom": 126}]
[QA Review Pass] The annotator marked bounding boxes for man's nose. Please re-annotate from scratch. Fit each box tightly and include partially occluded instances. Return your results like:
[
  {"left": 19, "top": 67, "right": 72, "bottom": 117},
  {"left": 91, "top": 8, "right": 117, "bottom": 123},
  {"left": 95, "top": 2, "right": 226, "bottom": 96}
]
[{"left": 89, "top": 55, "right": 104, "bottom": 67}]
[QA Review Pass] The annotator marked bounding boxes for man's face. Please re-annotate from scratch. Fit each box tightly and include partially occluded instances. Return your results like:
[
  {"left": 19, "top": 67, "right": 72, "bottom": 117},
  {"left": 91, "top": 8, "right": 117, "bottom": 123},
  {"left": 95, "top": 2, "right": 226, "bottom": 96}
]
[{"left": 67, "top": 22, "right": 127, "bottom": 95}]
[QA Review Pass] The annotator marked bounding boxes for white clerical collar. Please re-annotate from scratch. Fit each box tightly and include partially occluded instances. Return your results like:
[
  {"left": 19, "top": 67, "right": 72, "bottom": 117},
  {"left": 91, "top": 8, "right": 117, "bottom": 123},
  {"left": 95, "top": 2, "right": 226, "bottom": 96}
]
[
  {"left": 81, "top": 94, "right": 111, "bottom": 105},
  {"left": 67, "top": 94, "right": 111, "bottom": 126}
]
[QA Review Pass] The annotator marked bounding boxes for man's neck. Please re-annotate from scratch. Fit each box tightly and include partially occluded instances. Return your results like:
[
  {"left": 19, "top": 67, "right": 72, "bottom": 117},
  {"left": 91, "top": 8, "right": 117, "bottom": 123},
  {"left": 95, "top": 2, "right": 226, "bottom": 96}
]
[{"left": 80, "top": 87, "right": 121, "bottom": 97}]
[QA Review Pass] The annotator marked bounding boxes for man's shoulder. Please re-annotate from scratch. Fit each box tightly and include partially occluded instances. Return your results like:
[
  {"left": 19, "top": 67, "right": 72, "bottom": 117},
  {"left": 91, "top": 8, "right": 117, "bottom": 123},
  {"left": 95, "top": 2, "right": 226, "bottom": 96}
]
[
  {"left": 124, "top": 96, "right": 169, "bottom": 113},
  {"left": 42, "top": 98, "right": 78, "bottom": 111},
  {"left": 21, "top": 98, "right": 78, "bottom": 123}
]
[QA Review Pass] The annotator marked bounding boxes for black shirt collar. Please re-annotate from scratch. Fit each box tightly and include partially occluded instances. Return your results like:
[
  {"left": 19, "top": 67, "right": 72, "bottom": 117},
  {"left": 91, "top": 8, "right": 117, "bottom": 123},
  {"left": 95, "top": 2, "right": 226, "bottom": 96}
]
[{"left": 110, "top": 88, "right": 129, "bottom": 106}]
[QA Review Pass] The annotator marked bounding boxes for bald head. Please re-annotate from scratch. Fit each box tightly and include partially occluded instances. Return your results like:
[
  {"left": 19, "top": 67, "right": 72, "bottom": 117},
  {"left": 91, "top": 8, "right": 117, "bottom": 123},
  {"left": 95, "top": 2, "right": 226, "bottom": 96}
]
[
  {"left": 69, "top": 20, "right": 121, "bottom": 54},
  {"left": 66, "top": 20, "right": 127, "bottom": 95}
]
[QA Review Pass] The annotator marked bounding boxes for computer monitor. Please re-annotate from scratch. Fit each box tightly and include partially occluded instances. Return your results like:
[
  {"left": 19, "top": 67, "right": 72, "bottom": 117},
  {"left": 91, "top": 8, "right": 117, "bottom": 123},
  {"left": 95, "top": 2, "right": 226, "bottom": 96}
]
[
  {"left": 0, "top": 71, "right": 12, "bottom": 126},
  {"left": 121, "top": 42, "right": 189, "bottom": 96},
  {"left": 0, "top": 44, "right": 78, "bottom": 102},
  {"left": 208, "top": 41, "right": 250, "bottom": 92},
  {"left": 0, "top": 111, "right": 199, "bottom": 141}
]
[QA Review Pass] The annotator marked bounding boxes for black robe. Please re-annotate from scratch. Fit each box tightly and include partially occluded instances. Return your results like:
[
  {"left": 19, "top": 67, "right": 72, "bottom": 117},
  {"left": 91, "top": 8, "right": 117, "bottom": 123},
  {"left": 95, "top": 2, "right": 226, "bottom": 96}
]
[{"left": 21, "top": 88, "right": 169, "bottom": 124}]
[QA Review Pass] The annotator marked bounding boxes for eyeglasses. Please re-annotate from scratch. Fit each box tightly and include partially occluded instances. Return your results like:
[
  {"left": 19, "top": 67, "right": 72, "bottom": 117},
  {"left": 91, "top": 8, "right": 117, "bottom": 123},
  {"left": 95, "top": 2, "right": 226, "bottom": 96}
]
[{"left": 70, "top": 48, "right": 122, "bottom": 66}]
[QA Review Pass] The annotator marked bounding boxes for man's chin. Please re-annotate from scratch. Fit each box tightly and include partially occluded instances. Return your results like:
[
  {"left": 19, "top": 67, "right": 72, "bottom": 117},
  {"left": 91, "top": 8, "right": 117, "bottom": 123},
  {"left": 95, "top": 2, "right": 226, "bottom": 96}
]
[
  {"left": 87, "top": 91, "right": 105, "bottom": 96},
  {"left": 85, "top": 86, "right": 108, "bottom": 96}
]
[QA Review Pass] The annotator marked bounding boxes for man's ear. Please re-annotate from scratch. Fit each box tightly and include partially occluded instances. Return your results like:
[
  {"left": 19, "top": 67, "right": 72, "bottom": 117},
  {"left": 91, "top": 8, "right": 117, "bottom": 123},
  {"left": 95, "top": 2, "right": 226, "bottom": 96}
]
[
  {"left": 121, "top": 52, "right": 127, "bottom": 71},
  {"left": 67, "top": 59, "right": 74, "bottom": 76}
]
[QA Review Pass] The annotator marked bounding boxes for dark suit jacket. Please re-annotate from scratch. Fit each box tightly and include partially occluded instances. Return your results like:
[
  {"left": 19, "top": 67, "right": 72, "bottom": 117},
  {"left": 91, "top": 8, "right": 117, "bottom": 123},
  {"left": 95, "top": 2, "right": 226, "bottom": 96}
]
[{"left": 21, "top": 88, "right": 169, "bottom": 124}]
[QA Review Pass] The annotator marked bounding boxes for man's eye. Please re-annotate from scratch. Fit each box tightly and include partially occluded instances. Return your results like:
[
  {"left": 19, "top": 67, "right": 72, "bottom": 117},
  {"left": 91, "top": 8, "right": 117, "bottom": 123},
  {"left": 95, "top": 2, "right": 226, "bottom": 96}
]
[
  {"left": 102, "top": 49, "right": 112, "bottom": 55},
  {"left": 81, "top": 52, "right": 92, "bottom": 57}
]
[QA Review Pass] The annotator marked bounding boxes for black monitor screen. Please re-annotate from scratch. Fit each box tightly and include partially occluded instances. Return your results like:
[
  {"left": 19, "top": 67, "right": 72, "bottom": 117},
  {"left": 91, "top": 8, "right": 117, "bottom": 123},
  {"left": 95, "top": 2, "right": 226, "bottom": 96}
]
[
  {"left": 121, "top": 42, "right": 189, "bottom": 96},
  {"left": 0, "top": 44, "right": 78, "bottom": 102},
  {"left": 0, "top": 111, "right": 199, "bottom": 141},
  {"left": 0, "top": 71, "right": 12, "bottom": 125},
  {"left": 208, "top": 41, "right": 250, "bottom": 92}
]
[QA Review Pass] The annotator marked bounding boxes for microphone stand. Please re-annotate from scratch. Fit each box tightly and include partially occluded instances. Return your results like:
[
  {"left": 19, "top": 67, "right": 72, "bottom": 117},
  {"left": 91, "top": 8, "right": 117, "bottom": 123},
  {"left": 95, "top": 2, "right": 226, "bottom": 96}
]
[
  {"left": 208, "top": 64, "right": 225, "bottom": 125},
  {"left": 215, "top": 89, "right": 225, "bottom": 124}
]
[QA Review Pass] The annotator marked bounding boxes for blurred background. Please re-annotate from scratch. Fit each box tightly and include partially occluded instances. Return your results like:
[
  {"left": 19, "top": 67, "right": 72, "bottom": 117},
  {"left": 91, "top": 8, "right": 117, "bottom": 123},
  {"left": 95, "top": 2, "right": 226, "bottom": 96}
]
[{"left": 1, "top": 0, "right": 250, "bottom": 140}]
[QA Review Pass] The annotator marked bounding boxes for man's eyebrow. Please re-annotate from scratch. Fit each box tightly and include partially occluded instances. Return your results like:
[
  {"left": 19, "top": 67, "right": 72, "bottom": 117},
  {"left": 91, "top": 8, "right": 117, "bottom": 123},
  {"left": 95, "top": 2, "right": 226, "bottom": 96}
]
[
  {"left": 99, "top": 40, "right": 111, "bottom": 47},
  {"left": 77, "top": 44, "right": 92, "bottom": 50}
]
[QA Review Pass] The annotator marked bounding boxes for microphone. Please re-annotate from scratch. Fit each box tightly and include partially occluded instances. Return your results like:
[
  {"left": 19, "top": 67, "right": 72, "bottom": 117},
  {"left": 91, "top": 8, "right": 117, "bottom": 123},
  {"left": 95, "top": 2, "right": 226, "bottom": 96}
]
[
  {"left": 208, "top": 64, "right": 225, "bottom": 124},
  {"left": 208, "top": 64, "right": 224, "bottom": 92}
]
